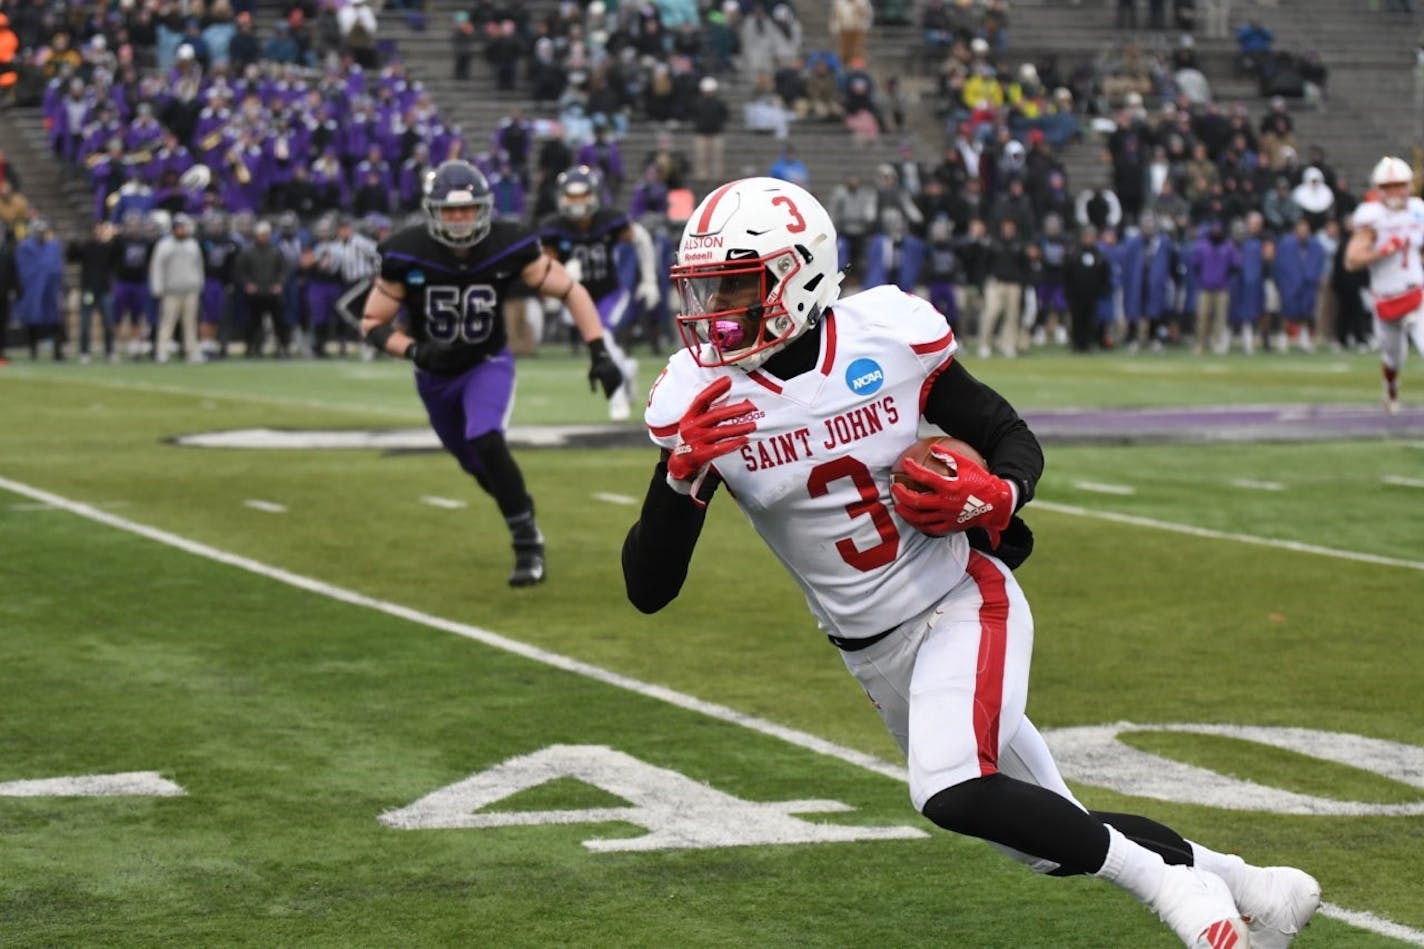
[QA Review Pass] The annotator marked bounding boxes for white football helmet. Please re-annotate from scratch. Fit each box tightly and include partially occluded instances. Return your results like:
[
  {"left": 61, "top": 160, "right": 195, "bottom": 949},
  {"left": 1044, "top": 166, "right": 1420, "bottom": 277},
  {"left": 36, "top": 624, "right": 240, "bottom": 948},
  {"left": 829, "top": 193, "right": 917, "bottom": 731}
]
[
  {"left": 1370, "top": 156, "right": 1413, "bottom": 210},
  {"left": 671, "top": 177, "right": 843, "bottom": 370}
]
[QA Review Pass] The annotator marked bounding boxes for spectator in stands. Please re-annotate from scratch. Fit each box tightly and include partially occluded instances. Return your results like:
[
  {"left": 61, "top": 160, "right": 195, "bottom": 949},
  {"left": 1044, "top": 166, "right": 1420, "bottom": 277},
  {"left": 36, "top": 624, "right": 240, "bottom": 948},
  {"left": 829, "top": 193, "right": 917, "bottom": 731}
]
[
  {"left": 1262, "top": 176, "right": 1302, "bottom": 233},
  {"left": 1076, "top": 178, "right": 1123, "bottom": 233},
  {"left": 0, "top": 179, "right": 29, "bottom": 235},
  {"left": 768, "top": 142, "right": 810, "bottom": 188},
  {"left": 1274, "top": 216, "right": 1325, "bottom": 351},
  {"left": 235, "top": 220, "right": 291, "bottom": 357},
  {"left": 486, "top": 19, "right": 522, "bottom": 91},
  {"left": 1065, "top": 226, "right": 1110, "bottom": 352},
  {"left": 451, "top": 11, "right": 475, "bottom": 80},
  {"left": 1292, "top": 166, "right": 1334, "bottom": 231},
  {"left": 1258, "top": 96, "right": 1294, "bottom": 169},
  {"left": 842, "top": 61, "right": 885, "bottom": 143},
  {"left": 229, "top": 13, "right": 262, "bottom": 71},
  {"left": 69, "top": 220, "right": 118, "bottom": 363},
  {"left": 0, "top": 13, "right": 18, "bottom": 109},
  {"left": 150, "top": 213, "right": 205, "bottom": 363},
  {"left": 1228, "top": 213, "right": 1269, "bottom": 353},
  {"left": 1235, "top": 19, "right": 1272, "bottom": 79},
  {"left": 978, "top": 216, "right": 1029, "bottom": 358},
  {"left": 804, "top": 57, "right": 843, "bottom": 122},
  {"left": 689, "top": 76, "right": 729, "bottom": 183},
  {"left": 829, "top": 171, "right": 877, "bottom": 284},
  {"left": 862, "top": 207, "right": 924, "bottom": 291},
  {"left": 1201, "top": 0, "right": 1232, "bottom": 39},
  {"left": 1190, "top": 219, "right": 1235, "bottom": 353},
  {"left": 830, "top": 0, "right": 872, "bottom": 68},
  {"left": 1298, "top": 49, "right": 1328, "bottom": 108},
  {"left": 15, "top": 219, "right": 65, "bottom": 361},
  {"left": 338, "top": 0, "right": 378, "bottom": 69}
]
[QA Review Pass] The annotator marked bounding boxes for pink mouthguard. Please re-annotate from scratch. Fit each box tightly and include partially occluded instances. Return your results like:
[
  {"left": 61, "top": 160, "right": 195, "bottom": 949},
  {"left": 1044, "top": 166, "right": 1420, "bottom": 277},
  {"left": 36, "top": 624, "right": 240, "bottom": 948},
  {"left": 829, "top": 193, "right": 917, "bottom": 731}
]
[{"left": 710, "top": 319, "right": 746, "bottom": 349}]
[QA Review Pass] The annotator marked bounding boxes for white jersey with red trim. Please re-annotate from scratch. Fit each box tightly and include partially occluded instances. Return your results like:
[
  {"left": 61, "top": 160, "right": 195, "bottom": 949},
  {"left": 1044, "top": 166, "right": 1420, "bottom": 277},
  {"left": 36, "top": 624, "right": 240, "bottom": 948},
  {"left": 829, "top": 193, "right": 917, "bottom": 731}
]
[
  {"left": 645, "top": 285, "right": 964, "bottom": 640},
  {"left": 1352, "top": 197, "right": 1424, "bottom": 297}
]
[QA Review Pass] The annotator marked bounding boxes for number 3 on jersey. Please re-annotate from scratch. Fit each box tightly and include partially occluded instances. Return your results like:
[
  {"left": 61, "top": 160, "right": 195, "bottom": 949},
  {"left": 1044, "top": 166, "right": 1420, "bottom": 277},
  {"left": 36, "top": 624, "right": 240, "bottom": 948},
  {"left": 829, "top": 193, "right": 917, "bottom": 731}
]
[
  {"left": 807, "top": 457, "right": 898, "bottom": 571},
  {"left": 425, "top": 284, "right": 498, "bottom": 344}
]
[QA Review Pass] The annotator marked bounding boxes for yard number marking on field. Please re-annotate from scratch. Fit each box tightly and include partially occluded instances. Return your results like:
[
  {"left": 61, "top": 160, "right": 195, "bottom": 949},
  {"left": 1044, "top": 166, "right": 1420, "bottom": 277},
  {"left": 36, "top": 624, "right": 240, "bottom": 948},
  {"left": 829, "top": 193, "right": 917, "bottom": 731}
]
[{"left": 243, "top": 499, "right": 287, "bottom": 514}]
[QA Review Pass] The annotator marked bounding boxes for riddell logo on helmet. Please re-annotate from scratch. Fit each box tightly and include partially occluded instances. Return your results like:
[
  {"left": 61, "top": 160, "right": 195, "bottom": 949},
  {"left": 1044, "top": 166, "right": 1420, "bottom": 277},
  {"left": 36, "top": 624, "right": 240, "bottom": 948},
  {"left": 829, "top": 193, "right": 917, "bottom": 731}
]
[{"left": 684, "top": 235, "right": 724, "bottom": 249}]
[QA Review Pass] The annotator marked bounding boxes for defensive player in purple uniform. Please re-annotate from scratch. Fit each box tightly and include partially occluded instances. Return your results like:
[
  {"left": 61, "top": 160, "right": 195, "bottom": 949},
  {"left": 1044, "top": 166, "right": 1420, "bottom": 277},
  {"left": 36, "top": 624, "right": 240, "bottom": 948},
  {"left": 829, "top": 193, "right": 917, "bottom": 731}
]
[
  {"left": 621, "top": 178, "right": 1320, "bottom": 948},
  {"left": 360, "top": 160, "right": 623, "bottom": 586},
  {"left": 538, "top": 165, "right": 660, "bottom": 421}
]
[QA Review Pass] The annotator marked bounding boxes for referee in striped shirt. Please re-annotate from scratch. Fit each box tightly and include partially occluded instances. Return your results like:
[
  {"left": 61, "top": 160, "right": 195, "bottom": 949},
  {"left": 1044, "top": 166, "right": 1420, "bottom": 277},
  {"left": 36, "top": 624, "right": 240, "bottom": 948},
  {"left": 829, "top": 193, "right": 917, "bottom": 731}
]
[{"left": 332, "top": 215, "right": 383, "bottom": 353}]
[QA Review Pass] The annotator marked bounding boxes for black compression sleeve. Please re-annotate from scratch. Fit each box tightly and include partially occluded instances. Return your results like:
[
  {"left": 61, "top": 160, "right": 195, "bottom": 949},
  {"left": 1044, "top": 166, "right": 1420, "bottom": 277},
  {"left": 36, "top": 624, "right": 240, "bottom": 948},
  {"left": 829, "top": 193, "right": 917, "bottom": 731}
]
[
  {"left": 621, "top": 451, "right": 719, "bottom": 614},
  {"left": 922, "top": 360, "right": 1043, "bottom": 509}
]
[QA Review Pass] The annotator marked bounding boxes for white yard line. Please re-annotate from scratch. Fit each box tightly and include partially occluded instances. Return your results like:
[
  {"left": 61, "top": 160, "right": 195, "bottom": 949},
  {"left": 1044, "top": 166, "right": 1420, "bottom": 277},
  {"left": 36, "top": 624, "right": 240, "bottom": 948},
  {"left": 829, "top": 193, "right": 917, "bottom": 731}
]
[
  {"left": 420, "top": 496, "right": 468, "bottom": 510},
  {"left": 1228, "top": 479, "right": 1286, "bottom": 492},
  {"left": 1, "top": 473, "right": 1420, "bottom": 946},
  {"left": 243, "top": 500, "right": 287, "bottom": 513},
  {"left": 1071, "top": 480, "right": 1137, "bottom": 496},
  {"left": 1033, "top": 500, "right": 1424, "bottom": 572},
  {"left": 1382, "top": 475, "right": 1424, "bottom": 489},
  {"left": 591, "top": 492, "right": 639, "bottom": 506}
]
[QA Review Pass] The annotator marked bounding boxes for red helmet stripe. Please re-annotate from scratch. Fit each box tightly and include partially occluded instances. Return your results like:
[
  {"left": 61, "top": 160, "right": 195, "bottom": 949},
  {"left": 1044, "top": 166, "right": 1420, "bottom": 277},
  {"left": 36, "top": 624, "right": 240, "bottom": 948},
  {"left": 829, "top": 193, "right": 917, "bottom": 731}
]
[{"left": 695, "top": 180, "right": 742, "bottom": 235}]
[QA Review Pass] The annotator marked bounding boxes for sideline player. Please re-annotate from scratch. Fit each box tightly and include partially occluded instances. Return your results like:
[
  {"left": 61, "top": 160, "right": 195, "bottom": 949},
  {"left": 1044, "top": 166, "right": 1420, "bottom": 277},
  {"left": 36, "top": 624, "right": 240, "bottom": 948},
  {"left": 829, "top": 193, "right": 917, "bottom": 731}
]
[
  {"left": 360, "top": 159, "right": 622, "bottom": 586},
  {"left": 621, "top": 177, "right": 1321, "bottom": 948},
  {"left": 538, "top": 164, "right": 660, "bottom": 421},
  {"left": 1345, "top": 156, "right": 1424, "bottom": 414}
]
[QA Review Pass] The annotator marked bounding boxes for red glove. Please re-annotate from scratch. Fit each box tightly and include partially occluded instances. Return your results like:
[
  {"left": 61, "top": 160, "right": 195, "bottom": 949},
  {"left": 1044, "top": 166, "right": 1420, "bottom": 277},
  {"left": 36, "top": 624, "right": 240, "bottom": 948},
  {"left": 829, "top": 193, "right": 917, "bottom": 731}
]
[
  {"left": 666, "top": 376, "right": 757, "bottom": 495},
  {"left": 890, "top": 444, "right": 1014, "bottom": 545},
  {"left": 1380, "top": 235, "right": 1409, "bottom": 258}
]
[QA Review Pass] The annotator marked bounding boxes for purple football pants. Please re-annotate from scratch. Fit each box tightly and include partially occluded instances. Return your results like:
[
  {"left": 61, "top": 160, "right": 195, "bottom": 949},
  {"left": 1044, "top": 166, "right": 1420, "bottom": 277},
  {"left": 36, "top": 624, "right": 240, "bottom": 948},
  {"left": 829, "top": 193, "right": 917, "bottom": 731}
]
[{"left": 415, "top": 350, "right": 515, "bottom": 477}]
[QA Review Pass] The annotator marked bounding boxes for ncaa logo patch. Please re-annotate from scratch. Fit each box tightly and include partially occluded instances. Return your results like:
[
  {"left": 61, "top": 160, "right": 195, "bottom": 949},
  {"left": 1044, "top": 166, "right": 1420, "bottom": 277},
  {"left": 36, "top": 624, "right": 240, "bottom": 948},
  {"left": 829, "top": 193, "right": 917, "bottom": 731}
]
[
  {"left": 408, "top": 269, "right": 426, "bottom": 286},
  {"left": 845, "top": 357, "right": 885, "bottom": 396}
]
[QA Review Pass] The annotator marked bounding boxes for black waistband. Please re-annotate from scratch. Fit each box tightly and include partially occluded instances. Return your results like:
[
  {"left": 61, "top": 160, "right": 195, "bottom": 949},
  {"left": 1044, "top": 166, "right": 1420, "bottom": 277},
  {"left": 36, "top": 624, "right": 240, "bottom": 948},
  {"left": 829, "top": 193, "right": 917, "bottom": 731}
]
[{"left": 827, "top": 624, "right": 898, "bottom": 652}]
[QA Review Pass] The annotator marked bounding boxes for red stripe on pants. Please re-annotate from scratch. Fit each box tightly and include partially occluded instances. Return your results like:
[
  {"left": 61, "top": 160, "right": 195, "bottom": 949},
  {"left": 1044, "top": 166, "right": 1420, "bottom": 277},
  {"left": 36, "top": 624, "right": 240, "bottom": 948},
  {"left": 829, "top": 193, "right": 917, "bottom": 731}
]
[{"left": 966, "top": 551, "right": 1009, "bottom": 776}]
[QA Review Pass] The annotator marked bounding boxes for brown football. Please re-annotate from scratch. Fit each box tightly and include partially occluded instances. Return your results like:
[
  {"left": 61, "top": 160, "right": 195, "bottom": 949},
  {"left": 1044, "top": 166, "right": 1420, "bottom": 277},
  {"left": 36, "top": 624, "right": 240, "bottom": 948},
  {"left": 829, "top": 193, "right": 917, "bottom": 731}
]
[{"left": 891, "top": 435, "right": 987, "bottom": 492}]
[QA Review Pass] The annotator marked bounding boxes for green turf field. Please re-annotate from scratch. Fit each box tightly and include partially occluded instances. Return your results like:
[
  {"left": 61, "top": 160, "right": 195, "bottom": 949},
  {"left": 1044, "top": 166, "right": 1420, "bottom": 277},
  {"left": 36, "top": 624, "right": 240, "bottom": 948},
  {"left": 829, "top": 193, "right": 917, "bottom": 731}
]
[{"left": 1, "top": 350, "right": 1421, "bottom": 947}]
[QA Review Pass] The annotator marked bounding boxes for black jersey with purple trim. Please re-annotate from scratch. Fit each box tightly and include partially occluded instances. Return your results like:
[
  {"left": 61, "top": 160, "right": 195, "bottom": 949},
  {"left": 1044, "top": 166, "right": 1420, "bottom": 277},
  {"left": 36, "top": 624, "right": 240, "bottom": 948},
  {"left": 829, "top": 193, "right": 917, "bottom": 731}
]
[
  {"left": 538, "top": 208, "right": 629, "bottom": 300},
  {"left": 379, "top": 222, "right": 541, "bottom": 360}
]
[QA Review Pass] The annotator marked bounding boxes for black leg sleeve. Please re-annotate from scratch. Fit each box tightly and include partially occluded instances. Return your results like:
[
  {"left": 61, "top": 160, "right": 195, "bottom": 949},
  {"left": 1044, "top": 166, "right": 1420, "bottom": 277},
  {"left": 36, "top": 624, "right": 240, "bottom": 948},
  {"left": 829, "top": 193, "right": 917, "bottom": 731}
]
[
  {"left": 469, "top": 430, "right": 532, "bottom": 521},
  {"left": 921, "top": 773, "right": 1111, "bottom": 875}
]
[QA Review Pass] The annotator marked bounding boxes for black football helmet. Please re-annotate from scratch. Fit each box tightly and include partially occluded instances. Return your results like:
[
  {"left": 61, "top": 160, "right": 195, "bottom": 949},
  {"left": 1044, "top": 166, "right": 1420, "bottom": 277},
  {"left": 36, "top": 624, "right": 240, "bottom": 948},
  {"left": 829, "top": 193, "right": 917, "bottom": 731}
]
[
  {"left": 422, "top": 159, "right": 494, "bottom": 248},
  {"left": 556, "top": 165, "right": 601, "bottom": 221}
]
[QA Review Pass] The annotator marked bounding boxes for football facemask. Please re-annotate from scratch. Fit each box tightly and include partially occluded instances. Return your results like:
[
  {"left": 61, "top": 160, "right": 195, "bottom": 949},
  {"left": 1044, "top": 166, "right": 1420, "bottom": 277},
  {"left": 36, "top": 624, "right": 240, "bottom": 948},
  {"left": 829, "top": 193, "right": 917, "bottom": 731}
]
[{"left": 672, "top": 249, "right": 804, "bottom": 368}]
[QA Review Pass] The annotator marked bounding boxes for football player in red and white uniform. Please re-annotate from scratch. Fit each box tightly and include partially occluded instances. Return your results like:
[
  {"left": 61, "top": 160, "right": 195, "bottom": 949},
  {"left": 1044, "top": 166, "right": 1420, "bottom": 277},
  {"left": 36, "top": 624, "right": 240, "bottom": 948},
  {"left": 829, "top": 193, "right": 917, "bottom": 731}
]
[
  {"left": 622, "top": 178, "right": 1320, "bottom": 948},
  {"left": 1346, "top": 156, "right": 1424, "bottom": 414}
]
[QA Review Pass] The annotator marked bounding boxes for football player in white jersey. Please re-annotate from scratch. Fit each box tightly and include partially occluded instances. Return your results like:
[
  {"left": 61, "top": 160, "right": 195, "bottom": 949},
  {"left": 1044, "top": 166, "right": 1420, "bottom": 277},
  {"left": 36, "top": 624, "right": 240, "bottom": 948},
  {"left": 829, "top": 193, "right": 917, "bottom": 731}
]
[
  {"left": 1345, "top": 156, "right": 1424, "bottom": 414},
  {"left": 622, "top": 178, "right": 1320, "bottom": 948}
]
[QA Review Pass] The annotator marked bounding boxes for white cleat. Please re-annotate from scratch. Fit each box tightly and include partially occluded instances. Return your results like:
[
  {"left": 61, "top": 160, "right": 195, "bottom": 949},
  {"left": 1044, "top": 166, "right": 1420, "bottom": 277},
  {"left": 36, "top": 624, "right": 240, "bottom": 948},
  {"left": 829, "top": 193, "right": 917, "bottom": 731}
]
[
  {"left": 1386, "top": 398, "right": 1401, "bottom": 416},
  {"left": 1234, "top": 866, "right": 1321, "bottom": 949},
  {"left": 1153, "top": 866, "right": 1250, "bottom": 948},
  {"left": 608, "top": 386, "right": 631, "bottom": 421}
]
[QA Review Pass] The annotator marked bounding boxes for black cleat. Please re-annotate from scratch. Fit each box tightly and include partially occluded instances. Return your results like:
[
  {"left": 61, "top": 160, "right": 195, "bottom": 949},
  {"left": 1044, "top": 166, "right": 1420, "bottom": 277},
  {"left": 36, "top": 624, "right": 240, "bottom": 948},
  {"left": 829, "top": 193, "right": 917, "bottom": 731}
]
[{"left": 509, "top": 539, "right": 546, "bottom": 587}]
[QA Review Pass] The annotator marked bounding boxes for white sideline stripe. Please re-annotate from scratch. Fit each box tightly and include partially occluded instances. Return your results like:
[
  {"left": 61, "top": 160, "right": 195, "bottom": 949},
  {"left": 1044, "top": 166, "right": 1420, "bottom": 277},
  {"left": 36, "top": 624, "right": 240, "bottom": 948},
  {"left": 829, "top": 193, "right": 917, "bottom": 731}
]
[
  {"left": 243, "top": 500, "right": 287, "bottom": 513},
  {"left": 9, "top": 500, "right": 129, "bottom": 512},
  {"left": 420, "top": 496, "right": 468, "bottom": 510},
  {"left": 1228, "top": 479, "right": 1285, "bottom": 492},
  {"left": 1382, "top": 475, "right": 1424, "bottom": 489},
  {"left": 3, "top": 473, "right": 1421, "bottom": 947},
  {"left": 1071, "top": 480, "right": 1136, "bottom": 496},
  {"left": 591, "top": 492, "right": 638, "bottom": 506},
  {"left": 1034, "top": 500, "right": 1424, "bottom": 572},
  {"left": 1321, "top": 904, "right": 1424, "bottom": 945}
]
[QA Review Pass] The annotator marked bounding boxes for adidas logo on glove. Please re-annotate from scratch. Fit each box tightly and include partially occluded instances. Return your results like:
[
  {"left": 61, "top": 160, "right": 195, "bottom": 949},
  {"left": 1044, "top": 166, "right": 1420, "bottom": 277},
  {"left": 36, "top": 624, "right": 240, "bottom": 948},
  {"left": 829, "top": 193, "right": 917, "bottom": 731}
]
[{"left": 957, "top": 495, "right": 994, "bottom": 525}]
